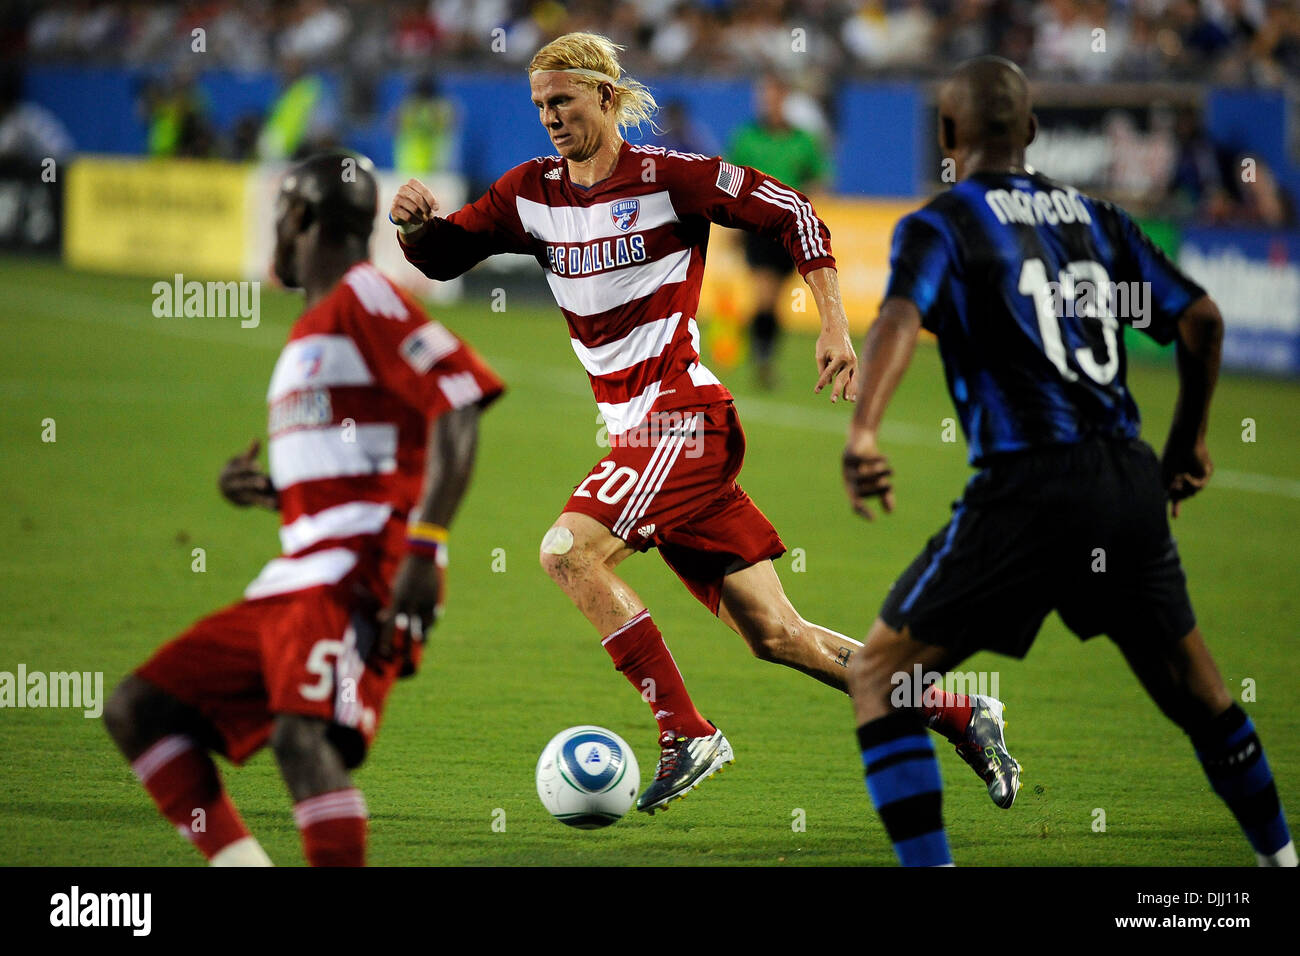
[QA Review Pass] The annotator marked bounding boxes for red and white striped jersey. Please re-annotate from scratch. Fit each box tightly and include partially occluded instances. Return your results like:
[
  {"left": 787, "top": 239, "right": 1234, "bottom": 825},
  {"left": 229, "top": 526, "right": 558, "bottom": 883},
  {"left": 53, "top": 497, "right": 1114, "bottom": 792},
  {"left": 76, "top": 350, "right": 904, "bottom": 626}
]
[
  {"left": 398, "top": 142, "right": 834, "bottom": 436},
  {"left": 244, "top": 262, "right": 504, "bottom": 601}
]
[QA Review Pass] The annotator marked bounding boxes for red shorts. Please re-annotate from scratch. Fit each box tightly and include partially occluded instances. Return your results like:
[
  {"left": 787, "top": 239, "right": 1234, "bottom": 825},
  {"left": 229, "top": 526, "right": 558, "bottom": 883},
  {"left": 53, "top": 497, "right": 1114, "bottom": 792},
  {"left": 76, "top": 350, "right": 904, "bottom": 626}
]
[
  {"left": 563, "top": 402, "right": 785, "bottom": 613},
  {"left": 135, "top": 570, "right": 414, "bottom": 768}
]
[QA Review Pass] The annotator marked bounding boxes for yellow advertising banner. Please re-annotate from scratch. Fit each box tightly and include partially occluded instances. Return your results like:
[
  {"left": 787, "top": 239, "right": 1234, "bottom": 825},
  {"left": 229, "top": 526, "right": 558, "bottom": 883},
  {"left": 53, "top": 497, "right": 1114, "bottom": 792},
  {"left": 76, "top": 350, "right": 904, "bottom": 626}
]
[
  {"left": 65, "top": 156, "right": 252, "bottom": 278},
  {"left": 697, "top": 197, "right": 922, "bottom": 369}
]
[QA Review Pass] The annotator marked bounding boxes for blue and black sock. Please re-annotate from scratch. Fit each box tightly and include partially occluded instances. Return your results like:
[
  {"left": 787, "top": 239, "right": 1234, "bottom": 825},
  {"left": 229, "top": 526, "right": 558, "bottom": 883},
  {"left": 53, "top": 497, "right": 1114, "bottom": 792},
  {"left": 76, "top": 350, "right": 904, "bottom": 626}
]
[
  {"left": 1192, "top": 704, "right": 1295, "bottom": 866},
  {"left": 858, "top": 711, "right": 952, "bottom": 866}
]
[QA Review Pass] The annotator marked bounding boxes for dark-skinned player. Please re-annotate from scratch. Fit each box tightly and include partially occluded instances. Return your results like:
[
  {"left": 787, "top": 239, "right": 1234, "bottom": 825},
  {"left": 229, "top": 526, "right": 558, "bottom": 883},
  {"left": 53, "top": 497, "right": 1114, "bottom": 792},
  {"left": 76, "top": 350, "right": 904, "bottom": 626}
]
[
  {"left": 842, "top": 57, "right": 1294, "bottom": 867},
  {"left": 104, "top": 151, "right": 503, "bottom": 866}
]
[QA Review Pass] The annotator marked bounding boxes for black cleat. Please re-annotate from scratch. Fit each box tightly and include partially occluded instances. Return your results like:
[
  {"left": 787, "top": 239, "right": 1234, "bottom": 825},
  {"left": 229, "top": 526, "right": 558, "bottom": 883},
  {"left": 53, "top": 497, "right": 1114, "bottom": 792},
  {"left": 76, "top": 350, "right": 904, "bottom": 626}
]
[
  {"left": 954, "top": 695, "right": 1021, "bottom": 809},
  {"left": 636, "top": 725, "right": 734, "bottom": 814}
]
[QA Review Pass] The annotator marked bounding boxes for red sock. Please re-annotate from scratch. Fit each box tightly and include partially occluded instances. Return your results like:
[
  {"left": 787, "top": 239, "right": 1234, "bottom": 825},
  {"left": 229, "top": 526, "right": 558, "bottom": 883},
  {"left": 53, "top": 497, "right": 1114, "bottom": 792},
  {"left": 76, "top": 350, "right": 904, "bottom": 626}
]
[
  {"left": 602, "top": 610, "right": 713, "bottom": 738},
  {"left": 131, "top": 734, "right": 252, "bottom": 859},
  {"left": 294, "top": 788, "right": 367, "bottom": 867},
  {"left": 921, "top": 691, "right": 973, "bottom": 743}
]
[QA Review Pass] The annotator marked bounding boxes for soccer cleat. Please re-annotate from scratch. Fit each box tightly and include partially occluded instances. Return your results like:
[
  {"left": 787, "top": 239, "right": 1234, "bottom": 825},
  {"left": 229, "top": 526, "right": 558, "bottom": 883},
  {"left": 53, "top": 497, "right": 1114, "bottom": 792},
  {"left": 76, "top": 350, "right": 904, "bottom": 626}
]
[
  {"left": 954, "top": 695, "right": 1021, "bottom": 809},
  {"left": 636, "top": 724, "right": 734, "bottom": 814}
]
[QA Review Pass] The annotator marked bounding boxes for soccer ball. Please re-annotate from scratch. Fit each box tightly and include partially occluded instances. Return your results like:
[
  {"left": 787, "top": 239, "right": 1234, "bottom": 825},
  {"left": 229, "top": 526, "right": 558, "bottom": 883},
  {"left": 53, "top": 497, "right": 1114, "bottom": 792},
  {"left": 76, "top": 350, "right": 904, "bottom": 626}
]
[{"left": 535, "top": 725, "right": 640, "bottom": 829}]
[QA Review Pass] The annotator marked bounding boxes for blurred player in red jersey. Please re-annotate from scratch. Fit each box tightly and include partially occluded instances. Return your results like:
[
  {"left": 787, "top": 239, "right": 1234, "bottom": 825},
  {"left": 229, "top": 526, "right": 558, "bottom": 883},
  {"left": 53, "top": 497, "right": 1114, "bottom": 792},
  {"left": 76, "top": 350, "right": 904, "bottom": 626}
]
[
  {"left": 103, "top": 152, "right": 504, "bottom": 866},
  {"left": 391, "top": 33, "right": 1018, "bottom": 813}
]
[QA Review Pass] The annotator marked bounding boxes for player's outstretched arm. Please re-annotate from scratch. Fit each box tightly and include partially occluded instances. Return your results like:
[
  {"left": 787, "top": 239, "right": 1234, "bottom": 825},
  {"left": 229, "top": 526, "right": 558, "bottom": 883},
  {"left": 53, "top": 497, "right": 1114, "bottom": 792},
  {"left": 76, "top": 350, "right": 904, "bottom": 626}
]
[
  {"left": 218, "top": 439, "right": 279, "bottom": 511},
  {"left": 661, "top": 153, "right": 846, "bottom": 396},
  {"left": 842, "top": 298, "right": 921, "bottom": 520},
  {"left": 376, "top": 404, "right": 482, "bottom": 673},
  {"left": 807, "top": 266, "right": 857, "bottom": 403},
  {"left": 390, "top": 172, "right": 531, "bottom": 282},
  {"left": 1163, "top": 294, "right": 1224, "bottom": 518}
]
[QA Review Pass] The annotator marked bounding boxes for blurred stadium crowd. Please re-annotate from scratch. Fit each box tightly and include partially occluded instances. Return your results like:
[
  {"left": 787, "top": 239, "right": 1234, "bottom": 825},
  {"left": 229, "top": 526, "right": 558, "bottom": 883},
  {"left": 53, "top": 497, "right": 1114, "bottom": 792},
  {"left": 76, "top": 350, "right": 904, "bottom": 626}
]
[
  {"left": 3, "top": 0, "right": 1299, "bottom": 82},
  {"left": 0, "top": 1, "right": 1296, "bottom": 378},
  {"left": 0, "top": 1, "right": 1295, "bottom": 229}
]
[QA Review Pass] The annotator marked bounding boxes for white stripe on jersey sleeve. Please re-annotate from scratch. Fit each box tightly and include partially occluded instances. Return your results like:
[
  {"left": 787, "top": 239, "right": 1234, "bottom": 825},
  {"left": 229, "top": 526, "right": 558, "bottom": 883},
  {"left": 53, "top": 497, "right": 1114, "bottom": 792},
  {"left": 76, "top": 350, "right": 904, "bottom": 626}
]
[
  {"left": 777, "top": 180, "right": 827, "bottom": 257},
  {"left": 596, "top": 381, "right": 662, "bottom": 436},
  {"left": 345, "top": 264, "right": 409, "bottom": 320},
  {"left": 544, "top": 248, "right": 691, "bottom": 317},
  {"left": 752, "top": 184, "right": 812, "bottom": 260},
  {"left": 569, "top": 312, "right": 682, "bottom": 376},
  {"left": 267, "top": 334, "right": 375, "bottom": 403},
  {"left": 782, "top": 181, "right": 828, "bottom": 256},
  {"left": 438, "top": 370, "right": 484, "bottom": 409},
  {"left": 754, "top": 181, "right": 826, "bottom": 257},
  {"left": 278, "top": 500, "right": 394, "bottom": 556},
  {"left": 244, "top": 547, "right": 358, "bottom": 601},
  {"left": 516, "top": 191, "right": 679, "bottom": 242},
  {"left": 269, "top": 423, "right": 398, "bottom": 488}
]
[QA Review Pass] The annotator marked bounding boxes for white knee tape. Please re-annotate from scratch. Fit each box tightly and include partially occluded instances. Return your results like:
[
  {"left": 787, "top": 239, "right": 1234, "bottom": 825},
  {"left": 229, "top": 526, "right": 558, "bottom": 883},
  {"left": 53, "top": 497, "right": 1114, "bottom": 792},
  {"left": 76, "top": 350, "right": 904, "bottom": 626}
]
[{"left": 541, "top": 526, "right": 574, "bottom": 555}]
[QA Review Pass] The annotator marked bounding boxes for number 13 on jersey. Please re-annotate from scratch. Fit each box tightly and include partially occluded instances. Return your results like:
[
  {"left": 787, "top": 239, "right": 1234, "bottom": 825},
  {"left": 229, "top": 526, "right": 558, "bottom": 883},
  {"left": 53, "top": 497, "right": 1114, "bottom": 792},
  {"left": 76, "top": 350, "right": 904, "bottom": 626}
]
[{"left": 1019, "top": 258, "right": 1120, "bottom": 386}]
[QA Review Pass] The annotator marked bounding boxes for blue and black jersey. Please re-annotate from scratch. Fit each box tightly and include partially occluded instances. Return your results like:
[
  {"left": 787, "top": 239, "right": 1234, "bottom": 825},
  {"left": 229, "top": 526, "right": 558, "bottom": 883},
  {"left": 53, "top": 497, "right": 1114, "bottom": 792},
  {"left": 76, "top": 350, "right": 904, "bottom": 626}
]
[{"left": 884, "top": 170, "right": 1205, "bottom": 465}]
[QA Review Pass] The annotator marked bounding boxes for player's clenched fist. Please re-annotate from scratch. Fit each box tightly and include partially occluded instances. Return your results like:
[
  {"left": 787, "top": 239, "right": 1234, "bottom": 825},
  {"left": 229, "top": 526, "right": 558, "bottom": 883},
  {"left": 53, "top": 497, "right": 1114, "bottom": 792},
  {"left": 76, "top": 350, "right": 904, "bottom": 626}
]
[
  {"left": 389, "top": 179, "right": 441, "bottom": 237},
  {"left": 219, "top": 439, "right": 279, "bottom": 510}
]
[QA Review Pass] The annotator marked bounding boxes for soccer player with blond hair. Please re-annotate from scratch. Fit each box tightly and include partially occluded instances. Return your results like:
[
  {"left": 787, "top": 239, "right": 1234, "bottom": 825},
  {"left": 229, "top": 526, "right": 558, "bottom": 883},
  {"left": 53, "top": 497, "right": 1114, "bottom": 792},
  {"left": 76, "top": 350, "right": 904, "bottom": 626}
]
[{"left": 391, "top": 33, "right": 1019, "bottom": 813}]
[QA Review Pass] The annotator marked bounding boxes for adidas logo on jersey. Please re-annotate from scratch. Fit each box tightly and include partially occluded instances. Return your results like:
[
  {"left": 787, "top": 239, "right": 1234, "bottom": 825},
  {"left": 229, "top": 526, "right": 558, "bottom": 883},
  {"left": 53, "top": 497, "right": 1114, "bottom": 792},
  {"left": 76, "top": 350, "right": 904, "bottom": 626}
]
[
  {"left": 544, "top": 168, "right": 562, "bottom": 180},
  {"left": 637, "top": 523, "right": 656, "bottom": 538}
]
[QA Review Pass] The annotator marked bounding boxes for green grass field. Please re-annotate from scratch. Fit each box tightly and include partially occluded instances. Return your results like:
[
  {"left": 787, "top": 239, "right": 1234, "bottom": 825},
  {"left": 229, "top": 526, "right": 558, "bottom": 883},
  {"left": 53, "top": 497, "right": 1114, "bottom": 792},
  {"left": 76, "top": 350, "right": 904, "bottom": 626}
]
[{"left": 2, "top": 257, "right": 1297, "bottom": 866}]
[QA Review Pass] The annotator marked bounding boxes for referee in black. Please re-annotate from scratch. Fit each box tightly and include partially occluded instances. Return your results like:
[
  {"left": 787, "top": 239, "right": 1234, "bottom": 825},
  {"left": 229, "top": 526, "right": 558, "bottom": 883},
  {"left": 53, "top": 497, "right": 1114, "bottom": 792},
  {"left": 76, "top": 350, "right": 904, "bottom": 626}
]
[{"left": 726, "top": 74, "right": 832, "bottom": 389}]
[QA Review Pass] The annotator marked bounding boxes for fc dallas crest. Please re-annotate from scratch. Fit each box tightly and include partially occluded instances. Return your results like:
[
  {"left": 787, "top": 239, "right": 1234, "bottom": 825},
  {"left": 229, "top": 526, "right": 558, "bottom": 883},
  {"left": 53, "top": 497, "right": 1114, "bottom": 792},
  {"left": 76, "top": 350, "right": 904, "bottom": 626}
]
[{"left": 610, "top": 198, "right": 639, "bottom": 232}]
